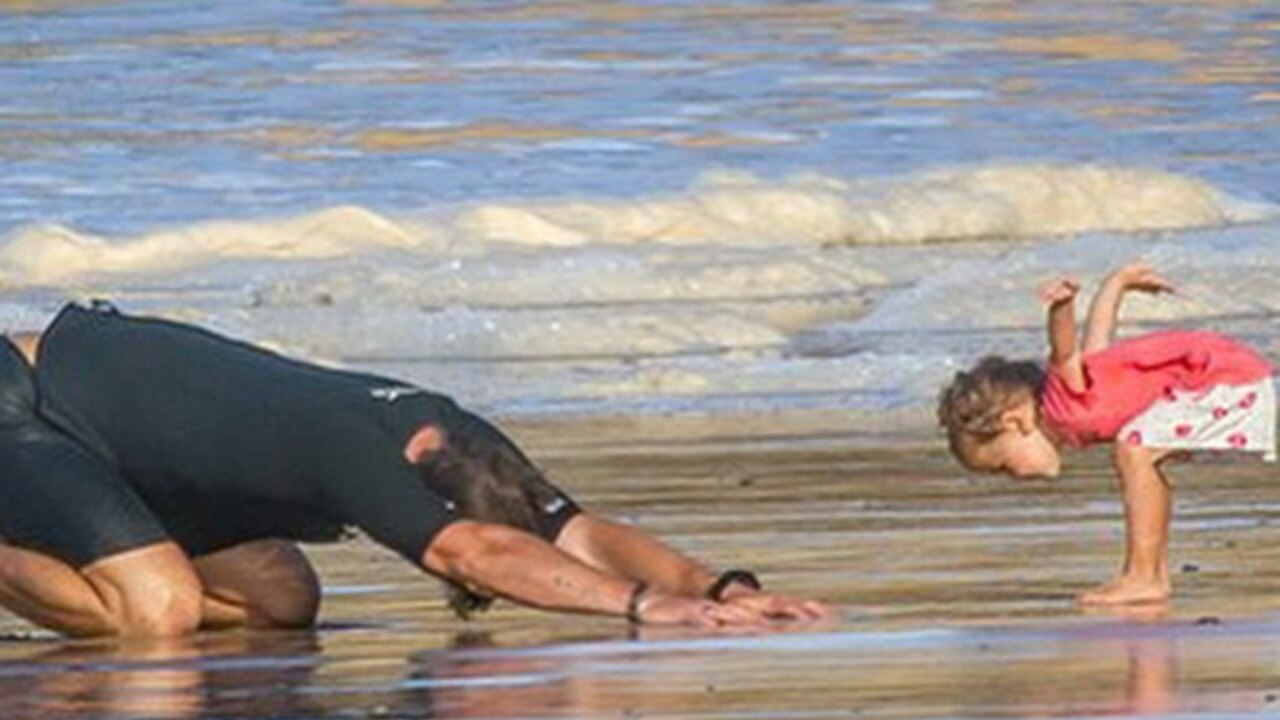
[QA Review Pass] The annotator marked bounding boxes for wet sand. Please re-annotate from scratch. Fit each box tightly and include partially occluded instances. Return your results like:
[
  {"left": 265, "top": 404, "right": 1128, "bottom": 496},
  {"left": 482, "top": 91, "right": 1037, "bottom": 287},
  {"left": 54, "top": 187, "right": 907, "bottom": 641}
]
[{"left": 3, "top": 410, "right": 1280, "bottom": 718}]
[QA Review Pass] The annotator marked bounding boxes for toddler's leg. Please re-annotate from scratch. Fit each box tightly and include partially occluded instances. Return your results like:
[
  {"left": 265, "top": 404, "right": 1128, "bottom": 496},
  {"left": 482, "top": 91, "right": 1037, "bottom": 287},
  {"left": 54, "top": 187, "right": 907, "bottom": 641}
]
[{"left": 1079, "top": 443, "right": 1173, "bottom": 605}]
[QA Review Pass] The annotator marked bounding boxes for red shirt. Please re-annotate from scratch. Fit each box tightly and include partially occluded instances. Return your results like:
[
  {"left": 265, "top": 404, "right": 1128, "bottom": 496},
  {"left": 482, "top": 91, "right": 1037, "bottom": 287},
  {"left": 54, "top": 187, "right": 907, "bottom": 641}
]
[{"left": 1041, "top": 330, "right": 1273, "bottom": 448}]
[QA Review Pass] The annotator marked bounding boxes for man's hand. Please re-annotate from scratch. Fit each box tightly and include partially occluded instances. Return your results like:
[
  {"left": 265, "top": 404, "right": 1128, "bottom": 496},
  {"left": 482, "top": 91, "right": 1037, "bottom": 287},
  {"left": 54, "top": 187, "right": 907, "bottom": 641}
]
[
  {"left": 1038, "top": 276, "right": 1080, "bottom": 307},
  {"left": 637, "top": 592, "right": 759, "bottom": 627},
  {"left": 722, "top": 592, "right": 831, "bottom": 623},
  {"left": 637, "top": 589, "right": 832, "bottom": 627}
]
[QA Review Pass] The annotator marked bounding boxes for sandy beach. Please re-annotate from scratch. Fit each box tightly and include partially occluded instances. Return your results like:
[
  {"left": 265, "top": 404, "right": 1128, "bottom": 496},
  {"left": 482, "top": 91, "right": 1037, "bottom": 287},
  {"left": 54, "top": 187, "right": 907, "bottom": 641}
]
[
  {"left": 3, "top": 1, "right": 1279, "bottom": 716},
  {"left": 3, "top": 410, "right": 1279, "bottom": 719}
]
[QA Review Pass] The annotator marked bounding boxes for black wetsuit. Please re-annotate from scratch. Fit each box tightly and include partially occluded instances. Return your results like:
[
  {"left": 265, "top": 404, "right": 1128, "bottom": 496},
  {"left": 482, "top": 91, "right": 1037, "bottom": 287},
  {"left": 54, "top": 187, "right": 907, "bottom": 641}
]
[{"left": 0, "top": 303, "right": 578, "bottom": 567}]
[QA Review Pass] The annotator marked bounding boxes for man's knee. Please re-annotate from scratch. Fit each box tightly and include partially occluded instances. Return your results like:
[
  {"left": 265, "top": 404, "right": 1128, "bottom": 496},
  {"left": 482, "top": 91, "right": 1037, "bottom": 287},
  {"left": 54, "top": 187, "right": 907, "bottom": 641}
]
[
  {"left": 114, "top": 579, "right": 203, "bottom": 637},
  {"left": 84, "top": 543, "right": 204, "bottom": 638}
]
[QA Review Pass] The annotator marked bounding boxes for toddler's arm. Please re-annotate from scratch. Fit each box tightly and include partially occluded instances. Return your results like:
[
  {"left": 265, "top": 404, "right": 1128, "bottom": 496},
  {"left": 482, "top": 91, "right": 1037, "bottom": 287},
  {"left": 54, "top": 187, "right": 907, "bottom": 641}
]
[
  {"left": 1078, "top": 443, "right": 1173, "bottom": 606},
  {"left": 1083, "top": 264, "right": 1173, "bottom": 354},
  {"left": 1039, "top": 277, "right": 1085, "bottom": 391}
]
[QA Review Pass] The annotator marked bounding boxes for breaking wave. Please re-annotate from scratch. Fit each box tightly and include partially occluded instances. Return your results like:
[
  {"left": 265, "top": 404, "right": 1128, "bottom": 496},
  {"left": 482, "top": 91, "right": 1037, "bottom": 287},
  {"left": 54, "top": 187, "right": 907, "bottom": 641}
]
[{"left": 1, "top": 164, "right": 1271, "bottom": 286}]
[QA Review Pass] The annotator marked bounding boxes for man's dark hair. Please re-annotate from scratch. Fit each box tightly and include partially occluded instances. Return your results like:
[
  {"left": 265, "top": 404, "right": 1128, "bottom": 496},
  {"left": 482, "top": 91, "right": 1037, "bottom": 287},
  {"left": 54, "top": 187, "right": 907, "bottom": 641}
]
[{"left": 413, "top": 410, "right": 563, "bottom": 619}]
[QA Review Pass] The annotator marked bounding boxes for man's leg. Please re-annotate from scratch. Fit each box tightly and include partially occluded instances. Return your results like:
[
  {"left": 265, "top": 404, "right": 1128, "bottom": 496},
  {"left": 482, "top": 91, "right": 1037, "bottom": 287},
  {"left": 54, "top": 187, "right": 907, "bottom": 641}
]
[
  {"left": 192, "top": 540, "right": 320, "bottom": 630},
  {"left": 0, "top": 332, "right": 212, "bottom": 638},
  {"left": 9, "top": 333, "right": 39, "bottom": 365},
  {"left": 0, "top": 540, "right": 203, "bottom": 638}
]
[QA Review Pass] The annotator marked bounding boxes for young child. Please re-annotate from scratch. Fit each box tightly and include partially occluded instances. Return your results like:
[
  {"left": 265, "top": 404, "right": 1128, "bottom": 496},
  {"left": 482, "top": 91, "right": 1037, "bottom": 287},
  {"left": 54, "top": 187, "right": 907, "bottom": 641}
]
[{"left": 937, "top": 263, "right": 1275, "bottom": 606}]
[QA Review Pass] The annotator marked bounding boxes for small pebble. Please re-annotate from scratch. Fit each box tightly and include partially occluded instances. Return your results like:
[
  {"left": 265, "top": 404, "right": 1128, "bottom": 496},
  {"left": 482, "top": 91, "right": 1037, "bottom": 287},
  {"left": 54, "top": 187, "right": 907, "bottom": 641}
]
[
  {"left": 1265, "top": 693, "right": 1277, "bottom": 703},
  {"left": 1194, "top": 616, "right": 1221, "bottom": 626},
  {"left": 1180, "top": 563, "right": 1200, "bottom": 573}
]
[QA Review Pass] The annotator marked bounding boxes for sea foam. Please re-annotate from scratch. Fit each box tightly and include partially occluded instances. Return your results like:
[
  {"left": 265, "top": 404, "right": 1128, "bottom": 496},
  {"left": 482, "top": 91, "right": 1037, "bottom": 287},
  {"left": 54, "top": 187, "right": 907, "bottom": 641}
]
[{"left": 0, "top": 164, "right": 1269, "bottom": 286}]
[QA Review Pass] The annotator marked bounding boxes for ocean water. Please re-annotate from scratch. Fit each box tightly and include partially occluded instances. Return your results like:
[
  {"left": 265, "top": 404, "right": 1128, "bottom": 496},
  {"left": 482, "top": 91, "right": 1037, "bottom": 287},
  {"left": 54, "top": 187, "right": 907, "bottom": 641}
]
[{"left": 1, "top": 0, "right": 1278, "bottom": 423}]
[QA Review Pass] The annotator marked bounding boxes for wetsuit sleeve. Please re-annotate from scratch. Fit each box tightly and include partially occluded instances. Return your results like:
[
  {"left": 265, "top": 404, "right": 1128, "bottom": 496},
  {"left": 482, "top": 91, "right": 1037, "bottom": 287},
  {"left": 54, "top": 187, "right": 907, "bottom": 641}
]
[
  {"left": 333, "top": 460, "right": 577, "bottom": 561},
  {"left": 525, "top": 474, "right": 581, "bottom": 542},
  {"left": 322, "top": 445, "right": 458, "bottom": 566}
]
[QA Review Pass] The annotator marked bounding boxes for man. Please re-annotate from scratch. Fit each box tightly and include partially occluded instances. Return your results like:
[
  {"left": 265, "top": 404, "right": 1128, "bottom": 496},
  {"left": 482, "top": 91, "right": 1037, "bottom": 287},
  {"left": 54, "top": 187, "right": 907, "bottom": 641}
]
[{"left": 0, "top": 302, "right": 827, "bottom": 637}]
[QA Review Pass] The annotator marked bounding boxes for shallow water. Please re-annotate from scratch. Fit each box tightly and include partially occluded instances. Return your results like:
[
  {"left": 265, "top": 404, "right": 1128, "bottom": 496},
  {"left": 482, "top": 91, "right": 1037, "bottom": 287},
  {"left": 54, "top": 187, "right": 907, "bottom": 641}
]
[
  {"left": 4, "top": 0, "right": 1275, "bottom": 234},
  {"left": 4, "top": 421, "right": 1280, "bottom": 719}
]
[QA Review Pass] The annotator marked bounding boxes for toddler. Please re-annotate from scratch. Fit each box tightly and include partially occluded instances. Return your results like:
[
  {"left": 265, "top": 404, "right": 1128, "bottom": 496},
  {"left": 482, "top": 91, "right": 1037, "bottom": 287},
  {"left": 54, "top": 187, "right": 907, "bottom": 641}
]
[{"left": 937, "top": 263, "right": 1275, "bottom": 605}]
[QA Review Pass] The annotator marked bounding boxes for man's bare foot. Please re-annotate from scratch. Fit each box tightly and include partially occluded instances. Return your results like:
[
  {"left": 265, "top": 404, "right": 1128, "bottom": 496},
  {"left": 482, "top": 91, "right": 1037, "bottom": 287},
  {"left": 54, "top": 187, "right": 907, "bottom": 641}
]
[{"left": 1078, "top": 576, "right": 1171, "bottom": 606}]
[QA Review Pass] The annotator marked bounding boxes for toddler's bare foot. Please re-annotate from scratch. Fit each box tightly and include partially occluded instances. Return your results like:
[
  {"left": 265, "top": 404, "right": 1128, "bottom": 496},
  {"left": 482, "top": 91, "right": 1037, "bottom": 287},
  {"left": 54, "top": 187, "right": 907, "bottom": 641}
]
[{"left": 1077, "top": 576, "right": 1171, "bottom": 606}]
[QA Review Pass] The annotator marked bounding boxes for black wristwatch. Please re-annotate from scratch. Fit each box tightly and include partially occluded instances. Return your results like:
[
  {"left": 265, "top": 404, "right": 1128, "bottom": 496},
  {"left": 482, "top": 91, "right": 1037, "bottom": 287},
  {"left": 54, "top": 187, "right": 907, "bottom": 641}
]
[{"left": 706, "top": 569, "right": 762, "bottom": 601}]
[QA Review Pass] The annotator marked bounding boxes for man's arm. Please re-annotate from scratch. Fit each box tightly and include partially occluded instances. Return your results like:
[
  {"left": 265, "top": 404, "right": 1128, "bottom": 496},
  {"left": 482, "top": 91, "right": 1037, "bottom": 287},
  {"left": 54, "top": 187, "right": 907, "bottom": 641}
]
[
  {"left": 420, "top": 520, "right": 752, "bottom": 626},
  {"left": 554, "top": 513, "right": 715, "bottom": 597},
  {"left": 554, "top": 513, "right": 829, "bottom": 620},
  {"left": 1083, "top": 264, "right": 1173, "bottom": 355}
]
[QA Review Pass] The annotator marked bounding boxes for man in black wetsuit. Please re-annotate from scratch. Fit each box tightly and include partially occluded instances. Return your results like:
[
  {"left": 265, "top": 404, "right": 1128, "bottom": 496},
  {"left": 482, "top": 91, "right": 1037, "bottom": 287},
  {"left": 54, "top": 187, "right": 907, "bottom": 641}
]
[{"left": 0, "top": 302, "right": 827, "bottom": 637}]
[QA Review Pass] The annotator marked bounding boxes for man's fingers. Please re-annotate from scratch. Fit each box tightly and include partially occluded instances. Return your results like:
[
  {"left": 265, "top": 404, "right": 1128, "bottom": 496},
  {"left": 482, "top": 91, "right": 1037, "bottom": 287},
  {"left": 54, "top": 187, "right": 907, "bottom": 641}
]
[
  {"left": 705, "top": 602, "right": 764, "bottom": 626},
  {"left": 723, "top": 594, "right": 833, "bottom": 623},
  {"left": 799, "top": 600, "right": 832, "bottom": 619},
  {"left": 766, "top": 599, "right": 823, "bottom": 621},
  {"left": 771, "top": 595, "right": 829, "bottom": 618}
]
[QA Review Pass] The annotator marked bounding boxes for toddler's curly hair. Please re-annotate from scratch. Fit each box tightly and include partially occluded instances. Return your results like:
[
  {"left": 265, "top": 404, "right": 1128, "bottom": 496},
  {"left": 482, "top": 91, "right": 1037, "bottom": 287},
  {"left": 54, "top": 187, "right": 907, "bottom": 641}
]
[{"left": 937, "top": 356, "right": 1045, "bottom": 464}]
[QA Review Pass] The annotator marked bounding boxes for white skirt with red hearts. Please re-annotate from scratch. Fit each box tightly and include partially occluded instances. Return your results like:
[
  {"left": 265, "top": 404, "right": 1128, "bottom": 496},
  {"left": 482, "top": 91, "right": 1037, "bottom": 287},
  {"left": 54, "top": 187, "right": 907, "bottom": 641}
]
[{"left": 1118, "top": 377, "right": 1276, "bottom": 461}]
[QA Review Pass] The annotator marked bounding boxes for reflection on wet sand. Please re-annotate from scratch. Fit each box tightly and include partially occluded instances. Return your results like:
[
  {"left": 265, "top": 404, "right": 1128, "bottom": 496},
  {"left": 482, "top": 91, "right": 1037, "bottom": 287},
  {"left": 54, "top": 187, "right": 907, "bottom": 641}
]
[
  {"left": 0, "top": 633, "right": 322, "bottom": 719},
  {"left": 3, "top": 415, "right": 1280, "bottom": 717},
  {"left": 3, "top": 619, "right": 1277, "bottom": 718}
]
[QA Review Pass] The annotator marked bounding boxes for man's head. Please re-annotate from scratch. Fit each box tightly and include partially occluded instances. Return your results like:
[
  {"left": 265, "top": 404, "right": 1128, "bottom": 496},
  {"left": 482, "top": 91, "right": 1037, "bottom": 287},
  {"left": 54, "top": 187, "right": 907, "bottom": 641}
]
[{"left": 405, "top": 411, "right": 559, "bottom": 618}]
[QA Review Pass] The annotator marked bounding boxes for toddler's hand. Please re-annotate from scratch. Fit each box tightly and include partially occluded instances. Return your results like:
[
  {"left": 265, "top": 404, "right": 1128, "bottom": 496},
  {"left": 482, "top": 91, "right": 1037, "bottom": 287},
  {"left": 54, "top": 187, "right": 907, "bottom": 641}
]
[
  {"left": 1110, "top": 263, "right": 1173, "bottom": 294},
  {"left": 1038, "top": 277, "right": 1080, "bottom": 306}
]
